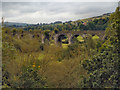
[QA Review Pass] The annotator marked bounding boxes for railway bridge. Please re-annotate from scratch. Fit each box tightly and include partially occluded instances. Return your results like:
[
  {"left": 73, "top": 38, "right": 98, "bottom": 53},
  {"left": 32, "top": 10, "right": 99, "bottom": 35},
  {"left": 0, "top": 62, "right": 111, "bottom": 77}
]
[{"left": 9, "top": 30, "right": 106, "bottom": 45}]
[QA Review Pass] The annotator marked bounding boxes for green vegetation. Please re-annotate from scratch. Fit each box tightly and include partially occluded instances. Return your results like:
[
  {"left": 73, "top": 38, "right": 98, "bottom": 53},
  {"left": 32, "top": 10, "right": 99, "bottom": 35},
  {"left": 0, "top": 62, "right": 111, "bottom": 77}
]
[
  {"left": 2, "top": 8, "right": 119, "bottom": 88},
  {"left": 4, "top": 13, "right": 110, "bottom": 31},
  {"left": 77, "top": 36, "right": 84, "bottom": 42},
  {"left": 23, "top": 15, "right": 109, "bottom": 31},
  {"left": 92, "top": 35, "right": 99, "bottom": 40},
  {"left": 80, "top": 7, "right": 120, "bottom": 88}
]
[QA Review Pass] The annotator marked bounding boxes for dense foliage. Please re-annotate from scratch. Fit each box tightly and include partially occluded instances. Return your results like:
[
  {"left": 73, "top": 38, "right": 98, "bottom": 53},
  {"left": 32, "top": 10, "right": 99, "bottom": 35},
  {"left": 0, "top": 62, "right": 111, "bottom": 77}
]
[
  {"left": 2, "top": 26, "right": 101, "bottom": 88},
  {"left": 80, "top": 7, "right": 120, "bottom": 88}
]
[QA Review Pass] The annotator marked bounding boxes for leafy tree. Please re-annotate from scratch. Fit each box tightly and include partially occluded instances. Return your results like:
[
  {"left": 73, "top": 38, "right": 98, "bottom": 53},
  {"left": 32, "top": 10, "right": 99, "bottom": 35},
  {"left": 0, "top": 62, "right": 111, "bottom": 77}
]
[
  {"left": 54, "top": 28, "right": 59, "bottom": 34},
  {"left": 12, "top": 28, "right": 17, "bottom": 36},
  {"left": 87, "top": 21, "right": 96, "bottom": 30},
  {"left": 81, "top": 7, "right": 120, "bottom": 88}
]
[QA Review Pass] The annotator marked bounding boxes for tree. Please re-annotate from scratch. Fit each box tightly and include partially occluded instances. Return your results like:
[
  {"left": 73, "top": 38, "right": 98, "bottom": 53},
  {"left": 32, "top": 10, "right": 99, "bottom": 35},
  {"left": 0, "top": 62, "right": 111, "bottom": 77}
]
[
  {"left": 87, "top": 21, "right": 96, "bottom": 30},
  {"left": 80, "top": 7, "right": 120, "bottom": 88},
  {"left": 54, "top": 28, "right": 59, "bottom": 34},
  {"left": 12, "top": 28, "right": 17, "bottom": 36}
]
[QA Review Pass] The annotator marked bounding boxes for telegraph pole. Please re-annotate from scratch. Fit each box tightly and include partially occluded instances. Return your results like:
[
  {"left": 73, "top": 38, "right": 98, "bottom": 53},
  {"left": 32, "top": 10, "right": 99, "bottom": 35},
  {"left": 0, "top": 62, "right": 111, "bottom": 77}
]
[{"left": 2, "top": 17, "right": 4, "bottom": 27}]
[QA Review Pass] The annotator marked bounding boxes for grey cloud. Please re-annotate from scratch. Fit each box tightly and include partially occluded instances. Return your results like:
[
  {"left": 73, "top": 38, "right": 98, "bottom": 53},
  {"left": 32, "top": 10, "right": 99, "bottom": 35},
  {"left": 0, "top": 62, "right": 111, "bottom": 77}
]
[{"left": 2, "top": 2, "right": 118, "bottom": 23}]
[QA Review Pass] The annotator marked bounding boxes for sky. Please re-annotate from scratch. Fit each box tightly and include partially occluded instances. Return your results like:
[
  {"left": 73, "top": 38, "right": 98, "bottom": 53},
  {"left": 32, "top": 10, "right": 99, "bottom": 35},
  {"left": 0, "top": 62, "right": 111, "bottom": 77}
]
[{"left": 1, "top": 0, "right": 119, "bottom": 24}]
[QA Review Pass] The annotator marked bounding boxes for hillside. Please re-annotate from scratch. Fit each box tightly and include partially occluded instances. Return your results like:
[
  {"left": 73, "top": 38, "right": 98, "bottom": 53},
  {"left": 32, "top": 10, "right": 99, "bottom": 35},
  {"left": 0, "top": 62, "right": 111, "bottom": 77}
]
[
  {"left": 23, "top": 12, "right": 111, "bottom": 31},
  {"left": 74, "top": 13, "right": 111, "bottom": 24},
  {"left": 2, "top": 12, "right": 111, "bottom": 31},
  {"left": 1, "top": 22, "right": 34, "bottom": 27}
]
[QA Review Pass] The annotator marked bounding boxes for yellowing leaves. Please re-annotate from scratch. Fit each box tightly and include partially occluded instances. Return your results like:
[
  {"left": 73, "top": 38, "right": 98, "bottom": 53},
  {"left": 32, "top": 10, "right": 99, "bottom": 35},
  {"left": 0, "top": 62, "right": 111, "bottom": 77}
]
[
  {"left": 32, "top": 65, "right": 36, "bottom": 67},
  {"left": 92, "top": 35, "right": 99, "bottom": 40}
]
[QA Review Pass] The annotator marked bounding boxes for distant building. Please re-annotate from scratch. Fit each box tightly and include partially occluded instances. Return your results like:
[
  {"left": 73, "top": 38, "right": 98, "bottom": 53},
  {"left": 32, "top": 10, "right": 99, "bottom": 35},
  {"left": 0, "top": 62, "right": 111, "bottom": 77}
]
[{"left": 83, "top": 22, "right": 87, "bottom": 26}]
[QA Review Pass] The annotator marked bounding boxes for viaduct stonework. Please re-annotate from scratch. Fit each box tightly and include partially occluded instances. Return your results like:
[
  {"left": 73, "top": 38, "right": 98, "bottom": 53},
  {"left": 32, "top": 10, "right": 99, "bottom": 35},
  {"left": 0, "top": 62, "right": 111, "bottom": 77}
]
[
  {"left": 53, "top": 30, "right": 105, "bottom": 45},
  {"left": 8, "top": 30, "right": 106, "bottom": 45}
]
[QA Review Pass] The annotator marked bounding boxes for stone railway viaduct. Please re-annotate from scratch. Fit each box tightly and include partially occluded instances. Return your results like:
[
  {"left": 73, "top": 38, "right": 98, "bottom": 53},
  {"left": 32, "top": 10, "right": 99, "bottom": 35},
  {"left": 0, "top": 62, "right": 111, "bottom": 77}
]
[{"left": 9, "top": 30, "right": 106, "bottom": 45}]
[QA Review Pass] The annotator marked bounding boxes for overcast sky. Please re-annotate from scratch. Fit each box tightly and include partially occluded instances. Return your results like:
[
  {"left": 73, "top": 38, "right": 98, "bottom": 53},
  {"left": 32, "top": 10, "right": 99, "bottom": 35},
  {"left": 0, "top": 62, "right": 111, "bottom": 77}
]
[{"left": 1, "top": 0, "right": 119, "bottom": 24}]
